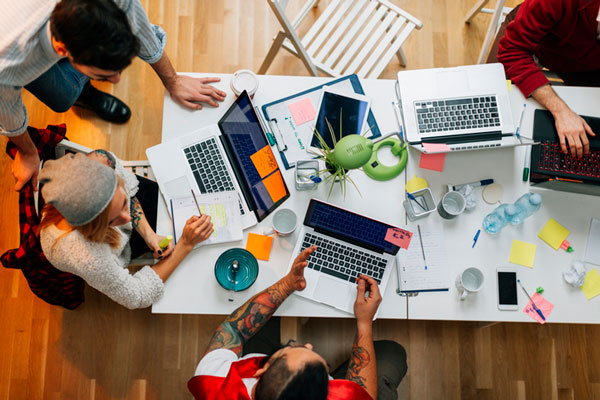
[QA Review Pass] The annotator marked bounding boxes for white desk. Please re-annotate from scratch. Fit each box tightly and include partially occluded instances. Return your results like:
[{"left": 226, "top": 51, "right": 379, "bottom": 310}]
[
  {"left": 152, "top": 74, "right": 409, "bottom": 318},
  {"left": 406, "top": 86, "right": 600, "bottom": 324}
]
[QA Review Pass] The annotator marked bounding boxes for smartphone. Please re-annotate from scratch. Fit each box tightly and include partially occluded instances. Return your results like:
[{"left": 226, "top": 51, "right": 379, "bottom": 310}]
[{"left": 497, "top": 267, "right": 519, "bottom": 310}]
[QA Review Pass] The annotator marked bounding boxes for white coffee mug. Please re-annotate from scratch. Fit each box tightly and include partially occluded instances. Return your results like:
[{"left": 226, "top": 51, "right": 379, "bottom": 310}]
[
  {"left": 455, "top": 267, "right": 484, "bottom": 300},
  {"left": 264, "top": 209, "right": 297, "bottom": 236}
]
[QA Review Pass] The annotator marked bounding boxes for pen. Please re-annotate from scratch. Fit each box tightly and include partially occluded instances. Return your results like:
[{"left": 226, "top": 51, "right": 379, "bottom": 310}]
[
  {"left": 450, "top": 179, "right": 494, "bottom": 192},
  {"left": 417, "top": 225, "right": 427, "bottom": 270},
  {"left": 472, "top": 229, "right": 481, "bottom": 248},
  {"left": 392, "top": 101, "right": 405, "bottom": 140},
  {"left": 517, "top": 279, "right": 545, "bottom": 321},
  {"left": 523, "top": 147, "right": 531, "bottom": 182},
  {"left": 515, "top": 103, "right": 526, "bottom": 139},
  {"left": 407, "top": 191, "right": 426, "bottom": 211},
  {"left": 191, "top": 189, "right": 203, "bottom": 215}
]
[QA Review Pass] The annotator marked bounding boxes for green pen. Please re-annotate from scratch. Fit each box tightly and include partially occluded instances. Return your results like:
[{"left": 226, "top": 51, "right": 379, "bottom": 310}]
[
  {"left": 159, "top": 235, "right": 173, "bottom": 250},
  {"left": 523, "top": 147, "right": 531, "bottom": 182}
]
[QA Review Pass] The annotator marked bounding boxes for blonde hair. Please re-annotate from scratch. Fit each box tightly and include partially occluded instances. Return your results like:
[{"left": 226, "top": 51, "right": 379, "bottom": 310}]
[{"left": 40, "top": 177, "right": 125, "bottom": 249}]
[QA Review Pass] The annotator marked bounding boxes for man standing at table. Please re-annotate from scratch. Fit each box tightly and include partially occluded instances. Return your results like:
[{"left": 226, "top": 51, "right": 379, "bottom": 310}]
[
  {"left": 491, "top": 0, "right": 600, "bottom": 158},
  {"left": 188, "top": 246, "right": 408, "bottom": 400},
  {"left": 1, "top": 0, "right": 227, "bottom": 192}
]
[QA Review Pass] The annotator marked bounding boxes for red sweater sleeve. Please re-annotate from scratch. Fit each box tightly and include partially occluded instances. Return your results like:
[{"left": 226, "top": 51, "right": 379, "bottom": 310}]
[{"left": 497, "top": 0, "right": 566, "bottom": 97}]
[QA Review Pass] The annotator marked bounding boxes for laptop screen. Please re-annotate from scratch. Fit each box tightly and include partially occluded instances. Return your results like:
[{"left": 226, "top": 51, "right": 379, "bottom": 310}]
[
  {"left": 219, "top": 91, "right": 290, "bottom": 221},
  {"left": 304, "top": 199, "right": 400, "bottom": 255}
]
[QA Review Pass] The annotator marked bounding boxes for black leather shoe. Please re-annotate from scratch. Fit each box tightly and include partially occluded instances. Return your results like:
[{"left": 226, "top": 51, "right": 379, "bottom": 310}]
[{"left": 75, "top": 82, "right": 131, "bottom": 124}]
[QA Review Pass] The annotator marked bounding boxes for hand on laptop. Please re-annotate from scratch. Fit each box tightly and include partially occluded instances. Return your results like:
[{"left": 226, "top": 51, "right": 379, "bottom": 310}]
[
  {"left": 554, "top": 106, "right": 596, "bottom": 158},
  {"left": 283, "top": 245, "right": 317, "bottom": 293},
  {"left": 354, "top": 275, "right": 382, "bottom": 329},
  {"left": 166, "top": 76, "right": 227, "bottom": 110}
]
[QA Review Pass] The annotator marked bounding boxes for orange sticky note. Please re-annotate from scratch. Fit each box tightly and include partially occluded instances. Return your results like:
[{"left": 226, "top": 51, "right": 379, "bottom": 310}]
[
  {"left": 263, "top": 170, "right": 287, "bottom": 203},
  {"left": 246, "top": 233, "right": 273, "bottom": 261},
  {"left": 419, "top": 152, "right": 445, "bottom": 172},
  {"left": 250, "top": 145, "right": 278, "bottom": 178}
]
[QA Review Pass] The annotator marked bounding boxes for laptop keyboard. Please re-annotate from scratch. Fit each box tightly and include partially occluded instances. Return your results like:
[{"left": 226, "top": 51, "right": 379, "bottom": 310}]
[
  {"left": 229, "top": 134, "right": 262, "bottom": 185},
  {"left": 300, "top": 233, "right": 386, "bottom": 285},
  {"left": 183, "top": 137, "right": 245, "bottom": 215},
  {"left": 415, "top": 96, "right": 500, "bottom": 134},
  {"left": 537, "top": 140, "right": 600, "bottom": 179}
]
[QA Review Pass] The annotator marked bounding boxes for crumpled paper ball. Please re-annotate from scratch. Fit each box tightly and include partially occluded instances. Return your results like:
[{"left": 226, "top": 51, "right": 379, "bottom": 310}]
[{"left": 563, "top": 260, "right": 587, "bottom": 288}]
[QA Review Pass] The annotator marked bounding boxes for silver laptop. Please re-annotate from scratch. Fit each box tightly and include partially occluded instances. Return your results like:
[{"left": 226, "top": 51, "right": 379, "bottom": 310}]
[
  {"left": 397, "top": 63, "right": 532, "bottom": 153},
  {"left": 287, "top": 199, "right": 401, "bottom": 314},
  {"left": 147, "top": 91, "right": 291, "bottom": 229}
]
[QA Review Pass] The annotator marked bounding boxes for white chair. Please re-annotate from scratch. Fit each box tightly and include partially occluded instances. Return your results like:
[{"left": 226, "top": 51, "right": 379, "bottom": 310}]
[
  {"left": 465, "top": 0, "right": 512, "bottom": 64},
  {"left": 259, "top": 0, "right": 423, "bottom": 79}
]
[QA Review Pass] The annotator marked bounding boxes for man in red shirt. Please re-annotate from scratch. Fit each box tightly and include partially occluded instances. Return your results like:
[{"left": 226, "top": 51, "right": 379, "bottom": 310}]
[
  {"left": 494, "top": 0, "right": 600, "bottom": 158},
  {"left": 188, "top": 246, "right": 407, "bottom": 400}
]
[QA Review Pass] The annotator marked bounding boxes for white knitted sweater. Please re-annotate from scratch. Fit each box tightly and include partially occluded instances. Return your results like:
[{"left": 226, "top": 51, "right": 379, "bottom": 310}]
[{"left": 40, "top": 157, "right": 164, "bottom": 309}]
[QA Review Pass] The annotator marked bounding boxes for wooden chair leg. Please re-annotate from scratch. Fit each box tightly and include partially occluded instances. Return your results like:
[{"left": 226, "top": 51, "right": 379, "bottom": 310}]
[
  {"left": 396, "top": 47, "right": 408, "bottom": 67},
  {"left": 258, "top": 31, "right": 287, "bottom": 75},
  {"left": 476, "top": 0, "right": 506, "bottom": 64},
  {"left": 465, "top": 0, "right": 489, "bottom": 23}
]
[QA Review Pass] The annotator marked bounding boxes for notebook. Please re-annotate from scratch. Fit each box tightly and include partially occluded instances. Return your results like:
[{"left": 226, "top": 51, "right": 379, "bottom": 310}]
[{"left": 396, "top": 227, "right": 450, "bottom": 293}]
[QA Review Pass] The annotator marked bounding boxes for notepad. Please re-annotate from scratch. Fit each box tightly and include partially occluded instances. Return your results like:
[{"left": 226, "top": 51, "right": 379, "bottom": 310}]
[
  {"left": 396, "top": 227, "right": 449, "bottom": 292},
  {"left": 509, "top": 240, "right": 536, "bottom": 268},
  {"left": 538, "top": 218, "right": 570, "bottom": 250},
  {"left": 584, "top": 218, "right": 600, "bottom": 266},
  {"left": 170, "top": 191, "right": 242, "bottom": 247},
  {"left": 419, "top": 152, "right": 445, "bottom": 172},
  {"left": 523, "top": 293, "right": 553, "bottom": 324},
  {"left": 246, "top": 233, "right": 273, "bottom": 261}
]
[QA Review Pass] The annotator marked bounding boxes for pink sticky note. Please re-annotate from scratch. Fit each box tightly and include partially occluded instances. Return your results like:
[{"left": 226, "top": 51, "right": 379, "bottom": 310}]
[
  {"left": 523, "top": 293, "right": 554, "bottom": 324},
  {"left": 422, "top": 143, "right": 451, "bottom": 153},
  {"left": 419, "top": 152, "right": 446, "bottom": 172},
  {"left": 288, "top": 97, "right": 316, "bottom": 126},
  {"left": 384, "top": 228, "right": 413, "bottom": 249}
]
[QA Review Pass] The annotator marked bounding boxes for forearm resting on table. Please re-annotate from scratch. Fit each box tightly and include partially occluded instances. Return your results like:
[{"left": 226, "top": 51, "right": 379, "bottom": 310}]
[
  {"left": 531, "top": 84, "right": 570, "bottom": 117},
  {"left": 346, "top": 325, "right": 377, "bottom": 399},
  {"left": 205, "top": 278, "right": 294, "bottom": 356},
  {"left": 150, "top": 242, "right": 192, "bottom": 281},
  {"left": 150, "top": 52, "right": 177, "bottom": 89}
]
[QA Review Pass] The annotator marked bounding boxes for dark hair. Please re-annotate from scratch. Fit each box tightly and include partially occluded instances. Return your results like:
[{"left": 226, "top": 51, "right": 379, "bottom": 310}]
[
  {"left": 50, "top": 0, "right": 140, "bottom": 71},
  {"left": 255, "top": 356, "right": 328, "bottom": 400}
]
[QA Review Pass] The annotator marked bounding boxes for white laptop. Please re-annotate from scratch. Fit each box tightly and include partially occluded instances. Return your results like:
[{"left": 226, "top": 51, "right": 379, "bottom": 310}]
[
  {"left": 287, "top": 199, "right": 402, "bottom": 315},
  {"left": 397, "top": 63, "right": 533, "bottom": 153},
  {"left": 147, "top": 91, "right": 290, "bottom": 229}
]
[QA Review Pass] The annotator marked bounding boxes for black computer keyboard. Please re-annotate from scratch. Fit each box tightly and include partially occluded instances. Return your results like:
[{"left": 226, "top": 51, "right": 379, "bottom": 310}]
[
  {"left": 416, "top": 95, "right": 501, "bottom": 134},
  {"left": 537, "top": 140, "right": 600, "bottom": 179},
  {"left": 300, "top": 233, "right": 386, "bottom": 285},
  {"left": 183, "top": 137, "right": 244, "bottom": 215}
]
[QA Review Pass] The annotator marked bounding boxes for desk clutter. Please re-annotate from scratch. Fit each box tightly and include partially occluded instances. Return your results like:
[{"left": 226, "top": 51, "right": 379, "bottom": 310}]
[{"left": 150, "top": 70, "right": 600, "bottom": 323}]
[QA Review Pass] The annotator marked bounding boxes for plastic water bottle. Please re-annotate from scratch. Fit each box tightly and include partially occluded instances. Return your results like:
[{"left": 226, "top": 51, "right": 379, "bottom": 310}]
[
  {"left": 483, "top": 204, "right": 512, "bottom": 234},
  {"left": 509, "top": 193, "right": 542, "bottom": 225}
]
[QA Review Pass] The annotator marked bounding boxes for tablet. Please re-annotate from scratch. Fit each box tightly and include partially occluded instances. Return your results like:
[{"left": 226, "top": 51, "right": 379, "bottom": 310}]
[{"left": 309, "top": 88, "right": 371, "bottom": 153}]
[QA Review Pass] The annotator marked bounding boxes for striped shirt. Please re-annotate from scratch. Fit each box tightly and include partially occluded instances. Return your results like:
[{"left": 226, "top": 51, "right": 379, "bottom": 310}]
[{"left": 0, "top": 0, "right": 166, "bottom": 137}]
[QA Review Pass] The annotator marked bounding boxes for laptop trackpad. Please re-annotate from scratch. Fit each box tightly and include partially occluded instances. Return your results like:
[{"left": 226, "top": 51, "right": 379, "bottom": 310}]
[
  {"left": 313, "top": 276, "right": 351, "bottom": 309},
  {"left": 164, "top": 176, "right": 192, "bottom": 199}
]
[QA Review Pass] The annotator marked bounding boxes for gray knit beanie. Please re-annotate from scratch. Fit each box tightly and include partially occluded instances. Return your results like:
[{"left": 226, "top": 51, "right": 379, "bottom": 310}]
[{"left": 39, "top": 153, "right": 118, "bottom": 226}]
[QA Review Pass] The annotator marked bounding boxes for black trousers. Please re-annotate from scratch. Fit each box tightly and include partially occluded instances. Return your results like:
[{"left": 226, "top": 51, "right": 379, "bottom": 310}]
[
  {"left": 128, "top": 175, "right": 159, "bottom": 259},
  {"left": 244, "top": 317, "right": 408, "bottom": 400}
]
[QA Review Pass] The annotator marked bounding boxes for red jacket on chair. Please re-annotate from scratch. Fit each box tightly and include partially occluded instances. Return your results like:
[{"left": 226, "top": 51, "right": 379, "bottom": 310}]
[{"left": 498, "top": 0, "right": 600, "bottom": 97}]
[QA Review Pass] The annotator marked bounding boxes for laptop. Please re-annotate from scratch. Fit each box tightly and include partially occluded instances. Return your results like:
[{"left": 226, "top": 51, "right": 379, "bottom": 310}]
[
  {"left": 147, "top": 91, "right": 290, "bottom": 229},
  {"left": 287, "top": 199, "right": 401, "bottom": 314},
  {"left": 530, "top": 109, "right": 600, "bottom": 196},
  {"left": 397, "top": 63, "right": 531, "bottom": 153}
]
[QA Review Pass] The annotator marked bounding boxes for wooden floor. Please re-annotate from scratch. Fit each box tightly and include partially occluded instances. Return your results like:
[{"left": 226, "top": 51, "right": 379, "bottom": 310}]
[{"left": 2, "top": 0, "right": 600, "bottom": 399}]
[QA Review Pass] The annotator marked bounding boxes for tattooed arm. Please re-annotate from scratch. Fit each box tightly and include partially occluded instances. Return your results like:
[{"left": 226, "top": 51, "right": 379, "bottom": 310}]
[
  {"left": 205, "top": 246, "right": 317, "bottom": 357},
  {"left": 345, "top": 275, "right": 382, "bottom": 399}
]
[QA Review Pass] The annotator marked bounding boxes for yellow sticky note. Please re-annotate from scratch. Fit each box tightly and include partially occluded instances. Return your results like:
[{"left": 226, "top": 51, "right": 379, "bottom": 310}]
[
  {"left": 506, "top": 80, "right": 512, "bottom": 91},
  {"left": 582, "top": 269, "right": 600, "bottom": 300},
  {"left": 509, "top": 240, "right": 537, "bottom": 268},
  {"left": 250, "top": 145, "right": 278, "bottom": 179},
  {"left": 538, "top": 218, "right": 570, "bottom": 250},
  {"left": 406, "top": 174, "right": 428, "bottom": 193},
  {"left": 263, "top": 170, "right": 287, "bottom": 204},
  {"left": 246, "top": 233, "right": 273, "bottom": 261}
]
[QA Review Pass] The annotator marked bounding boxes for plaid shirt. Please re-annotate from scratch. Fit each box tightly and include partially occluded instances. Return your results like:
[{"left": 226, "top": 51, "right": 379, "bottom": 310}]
[{"left": 1, "top": 124, "right": 85, "bottom": 309}]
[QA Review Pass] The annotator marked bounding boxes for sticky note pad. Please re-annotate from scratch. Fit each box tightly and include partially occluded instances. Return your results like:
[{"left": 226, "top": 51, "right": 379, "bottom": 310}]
[
  {"left": 250, "top": 145, "right": 278, "bottom": 178},
  {"left": 581, "top": 269, "right": 600, "bottom": 300},
  {"left": 506, "top": 80, "right": 512, "bottom": 91},
  {"left": 288, "top": 97, "right": 316, "bottom": 126},
  {"left": 523, "top": 293, "right": 553, "bottom": 324},
  {"left": 422, "top": 142, "right": 451, "bottom": 153},
  {"left": 419, "top": 153, "right": 445, "bottom": 172},
  {"left": 538, "top": 218, "right": 570, "bottom": 250},
  {"left": 246, "top": 233, "right": 273, "bottom": 261},
  {"left": 263, "top": 170, "right": 287, "bottom": 203},
  {"left": 509, "top": 240, "right": 536, "bottom": 268},
  {"left": 384, "top": 228, "right": 413, "bottom": 249}
]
